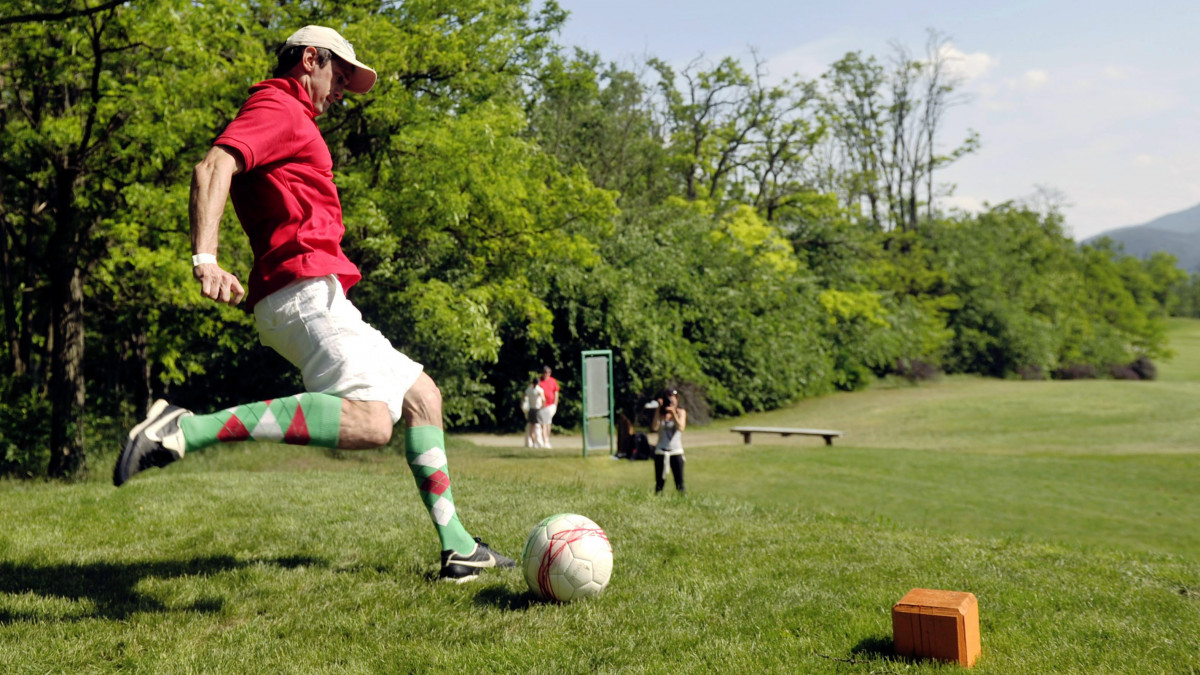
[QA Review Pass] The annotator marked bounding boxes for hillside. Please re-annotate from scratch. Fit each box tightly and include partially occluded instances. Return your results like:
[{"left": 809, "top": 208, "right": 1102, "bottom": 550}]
[{"left": 1084, "top": 202, "right": 1200, "bottom": 272}]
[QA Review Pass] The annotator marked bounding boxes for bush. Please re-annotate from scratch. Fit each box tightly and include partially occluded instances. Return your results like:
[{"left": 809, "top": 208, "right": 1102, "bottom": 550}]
[
  {"left": 1131, "top": 355, "right": 1157, "bottom": 380},
  {"left": 1054, "top": 363, "right": 1099, "bottom": 380},
  {"left": 1108, "top": 356, "right": 1157, "bottom": 381},
  {"left": 1109, "top": 364, "right": 1140, "bottom": 380},
  {"left": 894, "top": 358, "right": 942, "bottom": 382},
  {"left": 1017, "top": 364, "right": 1045, "bottom": 381}
]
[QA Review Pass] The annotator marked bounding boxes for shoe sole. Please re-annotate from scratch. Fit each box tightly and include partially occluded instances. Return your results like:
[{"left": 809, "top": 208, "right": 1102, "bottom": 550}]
[
  {"left": 439, "top": 573, "right": 481, "bottom": 584},
  {"left": 444, "top": 552, "right": 516, "bottom": 571},
  {"left": 448, "top": 559, "right": 503, "bottom": 569}
]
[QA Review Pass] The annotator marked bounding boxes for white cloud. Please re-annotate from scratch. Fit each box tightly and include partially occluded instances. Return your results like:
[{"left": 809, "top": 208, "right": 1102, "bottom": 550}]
[
  {"left": 936, "top": 43, "right": 996, "bottom": 82},
  {"left": 1102, "top": 65, "right": 1135, "bottom": 80},
  {"left": 764, "top": 35, "right": 854, "bottom": 82},
  {"left": 938, "top": 194, "right": 986, "bottom": 214},
  {"left": 1007, "top": 69, "right": 1049, "bottom": 91}
]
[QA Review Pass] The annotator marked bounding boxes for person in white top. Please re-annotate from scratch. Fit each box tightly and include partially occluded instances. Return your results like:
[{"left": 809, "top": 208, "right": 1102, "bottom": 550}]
[
  {"left": 521, "top": 376, "right": 547, "bottom": 448},
  {"left": 650, "top": 388, "right": 686, "bottom": 493}
]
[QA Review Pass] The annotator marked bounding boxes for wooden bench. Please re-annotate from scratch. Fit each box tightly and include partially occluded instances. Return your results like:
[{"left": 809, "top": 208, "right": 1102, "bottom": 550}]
[{"left": 731, "top": 426, "right": 843, "bottom": 446}]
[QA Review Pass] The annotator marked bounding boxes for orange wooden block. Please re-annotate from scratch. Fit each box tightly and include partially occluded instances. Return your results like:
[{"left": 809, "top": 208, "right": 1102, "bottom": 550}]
[{"left": 892, "top": 588, "right": 981, "bottom": 667}]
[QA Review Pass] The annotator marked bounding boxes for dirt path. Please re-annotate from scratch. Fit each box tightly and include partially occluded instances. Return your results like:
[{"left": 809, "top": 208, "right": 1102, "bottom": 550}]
[{"left": 451, "top": 429, "right": 742, "bottom": 449}]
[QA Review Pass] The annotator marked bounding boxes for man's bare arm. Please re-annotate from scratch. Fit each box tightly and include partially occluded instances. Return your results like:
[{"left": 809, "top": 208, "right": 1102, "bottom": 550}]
[{"left": 190, "top": 145, "right": 246, "bottom": 305}]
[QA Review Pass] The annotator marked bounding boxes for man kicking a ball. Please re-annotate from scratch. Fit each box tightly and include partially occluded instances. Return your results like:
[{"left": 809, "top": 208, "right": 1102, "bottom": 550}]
[{"left": 113, "top": 25, "right": 514, "bottom": 583}]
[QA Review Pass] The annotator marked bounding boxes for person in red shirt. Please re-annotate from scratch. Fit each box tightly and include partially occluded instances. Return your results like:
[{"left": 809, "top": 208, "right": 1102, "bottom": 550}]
[
  {"left": 537, "top": 365, "right": 560, "bottom": 448},
  {"left": 112, "top": 25, "right": 513, "bottom": 582}
]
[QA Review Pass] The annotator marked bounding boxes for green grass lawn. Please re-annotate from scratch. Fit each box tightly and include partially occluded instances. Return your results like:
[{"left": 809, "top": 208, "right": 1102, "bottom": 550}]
[{"left": 4, "top": 325, "right": 1200, "bottom": 672}]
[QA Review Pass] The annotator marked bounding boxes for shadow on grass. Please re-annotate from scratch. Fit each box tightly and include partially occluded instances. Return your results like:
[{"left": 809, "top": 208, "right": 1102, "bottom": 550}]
[
  {"left": 851, "top": 635, "right": 895, "bottom": 658},
  {"left": 472, "top": 584, "right": 544, "bottom": 611},
  {"left": 0, "top": 554, "right": 322, "bottom": 623},
  {"left": 833, "top": 635, "right": 921, "bottom": 667}
]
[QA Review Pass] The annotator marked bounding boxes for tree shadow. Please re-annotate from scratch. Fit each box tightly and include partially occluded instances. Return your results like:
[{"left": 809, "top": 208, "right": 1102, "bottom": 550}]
[{"left": 0, "top": 554, "right": 322, "bottom": 623}]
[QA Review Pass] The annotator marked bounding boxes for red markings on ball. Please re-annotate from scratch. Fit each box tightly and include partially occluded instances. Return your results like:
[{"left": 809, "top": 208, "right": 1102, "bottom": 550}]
[{"left": 537, "top": 527, "right": 610, "bottom": 600}]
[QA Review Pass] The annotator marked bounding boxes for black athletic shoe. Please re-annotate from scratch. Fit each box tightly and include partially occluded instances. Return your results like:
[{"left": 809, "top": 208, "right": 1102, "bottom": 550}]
[
  {"left": 113, "top": 399, "right": 189, "bottom": 487},
  {"left": 439, "top": 538, "right": 516, "bottom": 583}
]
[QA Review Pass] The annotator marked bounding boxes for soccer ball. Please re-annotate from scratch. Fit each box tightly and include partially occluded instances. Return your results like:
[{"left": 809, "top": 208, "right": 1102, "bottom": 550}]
[{"left": 522, "top": 513, "right": 612, "bottom": 602}]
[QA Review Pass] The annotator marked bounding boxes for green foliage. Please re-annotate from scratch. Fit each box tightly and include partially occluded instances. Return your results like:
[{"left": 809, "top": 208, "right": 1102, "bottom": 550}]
[
  {"left": 938, "top": 207, "right": 1086, "bottom": 376},
  {"left": 817, "top": 288, "right": 891, "bottom": 389},
  {"left": 1167, "top": 271, "right": 1200, "bottom": 319},
  {"left": 0, "top": 375, "right": 51, "bottom": 478},
  {"left": 0, "top": 0, "right": 280, "bottom": 475},
  {"left": 931, "top": 206, "right": 1172, "bottom": 377},
  {"left": 527, "top": 49, "right": 674, "bottom": 209},
  {"left": 1, "top": 2, "right": 1185, "bottom": 476}
]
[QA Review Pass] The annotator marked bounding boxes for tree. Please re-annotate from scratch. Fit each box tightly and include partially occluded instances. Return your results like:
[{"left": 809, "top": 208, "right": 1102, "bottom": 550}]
[
  {"left": 0, "top": 0, "right": 278, "bottom": 477},
  {"left": 651, "top": 55, "right": 763, "bottom": 204},
  {"left": 821, "top": 31, "right": 977, "bottom": 231},
  {"left": 527, "top": 49, "right": 673, "bottom": 210},
  {"left": 743, "top": 78, "right": 825, "bottom": 223}
]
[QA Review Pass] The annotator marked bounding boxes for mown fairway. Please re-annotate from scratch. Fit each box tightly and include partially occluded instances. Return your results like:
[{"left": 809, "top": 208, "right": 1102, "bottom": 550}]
[{"left": 3, "top": 324, "right": 1200, "bottom": 673}]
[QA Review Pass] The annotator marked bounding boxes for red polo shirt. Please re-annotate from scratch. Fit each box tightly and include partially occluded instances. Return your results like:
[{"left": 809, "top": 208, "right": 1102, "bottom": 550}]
[
  {"left": 539, "top": 376, "right": 559, "bottom": 406},
  {"left": 214, "top": 78, "right": 361, "bottom": 309}
]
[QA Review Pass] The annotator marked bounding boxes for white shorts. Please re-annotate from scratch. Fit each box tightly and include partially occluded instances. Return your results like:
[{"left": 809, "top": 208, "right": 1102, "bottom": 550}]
[{"left": 253, "top": 275, "right": 423, "bottom": 424}]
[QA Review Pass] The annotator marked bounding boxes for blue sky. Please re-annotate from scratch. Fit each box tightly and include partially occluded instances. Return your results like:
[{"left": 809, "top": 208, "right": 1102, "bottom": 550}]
[{"left": 547, "top": 0, "right": 1199, "bottom": 239}]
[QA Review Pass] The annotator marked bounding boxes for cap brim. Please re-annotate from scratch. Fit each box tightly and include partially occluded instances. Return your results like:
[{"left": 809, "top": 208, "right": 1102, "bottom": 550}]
[{"left": 343, "top": 57, "right": 377, "bottom": 94}]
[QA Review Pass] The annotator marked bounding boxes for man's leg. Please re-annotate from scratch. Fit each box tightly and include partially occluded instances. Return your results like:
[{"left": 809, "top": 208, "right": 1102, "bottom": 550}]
[
  {"left": 540, "top": 404, "right": 556, "bottom": 449},
  {"left": 531, "top": 417, "right": 546, "bottom": 448},
  {"left": 401, "top": 373, "right": 514, "bottom": 581},
  {"left": 114, "top": 393, "right": 399, "bottom": 486},
  {"left": 400, "top": 374, "right": 474, "bottom": 555}
]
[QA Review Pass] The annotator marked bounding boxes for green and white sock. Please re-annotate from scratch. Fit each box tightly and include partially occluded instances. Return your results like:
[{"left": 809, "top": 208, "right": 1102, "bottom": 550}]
[
  {"left": 405, "top": 425, "right": 475, "bottom": 555},
  {"left": 172, "top": 393, "right": 342, "bottom": 454}
]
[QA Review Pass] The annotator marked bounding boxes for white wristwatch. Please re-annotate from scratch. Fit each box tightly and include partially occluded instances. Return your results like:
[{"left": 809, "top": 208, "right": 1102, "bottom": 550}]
[{"left": 191, "top": 253, "right": 217, "bottom": 266}]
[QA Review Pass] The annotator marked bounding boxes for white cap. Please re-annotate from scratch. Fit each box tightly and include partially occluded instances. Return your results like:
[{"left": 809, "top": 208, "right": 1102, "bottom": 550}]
[{"left": 282, "top": 25, "right": 377, "bottom": 94}]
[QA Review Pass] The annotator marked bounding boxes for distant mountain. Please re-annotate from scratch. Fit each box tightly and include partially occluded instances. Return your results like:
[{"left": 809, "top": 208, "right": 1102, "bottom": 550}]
[{"left": 1083, "top": 203, "right": 1200, "bottom": 273}]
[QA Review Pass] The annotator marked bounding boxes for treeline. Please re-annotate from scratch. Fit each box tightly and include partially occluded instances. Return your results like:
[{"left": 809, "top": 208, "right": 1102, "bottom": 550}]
[{"left": 0, "top": 0, "right": 1183, "bottom": 478}]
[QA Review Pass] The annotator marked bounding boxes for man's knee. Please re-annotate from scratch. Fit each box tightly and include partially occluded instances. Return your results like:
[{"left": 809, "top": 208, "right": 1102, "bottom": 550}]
[{"left": 402, "top": 373, "right": 442, "bottom": 426}]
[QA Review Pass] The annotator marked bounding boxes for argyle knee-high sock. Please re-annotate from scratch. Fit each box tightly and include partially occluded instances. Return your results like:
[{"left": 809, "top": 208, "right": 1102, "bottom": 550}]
[
  {"left": 176, "top": 393, "right": 342, "bottom": 453},
  {"left": 405, "top": 426, "right": 475, "bottom": 555}
]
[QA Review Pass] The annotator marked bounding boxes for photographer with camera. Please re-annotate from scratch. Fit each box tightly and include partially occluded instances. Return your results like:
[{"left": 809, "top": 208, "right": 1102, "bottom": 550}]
[{"left": 650, "top": 388, "right": 686, "bottom": 493}]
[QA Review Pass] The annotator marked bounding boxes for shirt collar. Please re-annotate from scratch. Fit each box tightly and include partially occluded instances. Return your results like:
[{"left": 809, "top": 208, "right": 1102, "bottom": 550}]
[{"left": 251, "top": 78, "right": 319, "bottom": 119}]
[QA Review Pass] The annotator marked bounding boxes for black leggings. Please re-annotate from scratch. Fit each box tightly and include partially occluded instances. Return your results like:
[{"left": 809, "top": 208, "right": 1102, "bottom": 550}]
[{"left": 653, "top": 453, "right": 685, "bottom": 492}]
